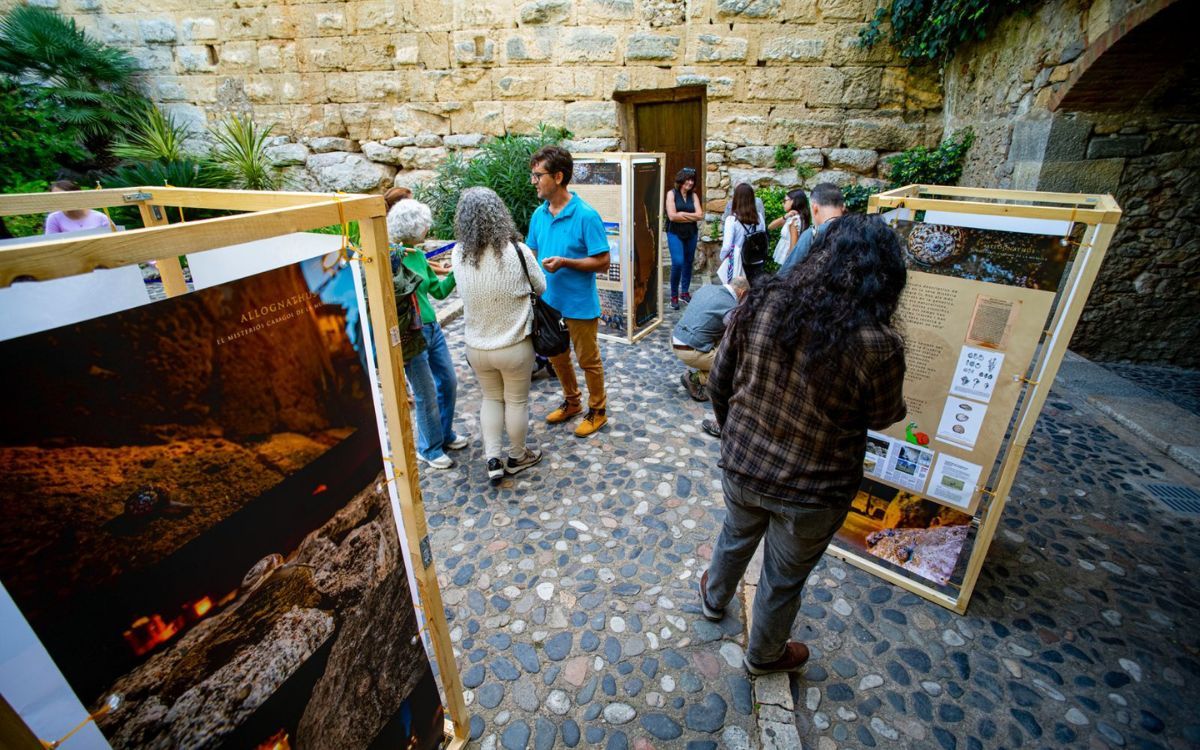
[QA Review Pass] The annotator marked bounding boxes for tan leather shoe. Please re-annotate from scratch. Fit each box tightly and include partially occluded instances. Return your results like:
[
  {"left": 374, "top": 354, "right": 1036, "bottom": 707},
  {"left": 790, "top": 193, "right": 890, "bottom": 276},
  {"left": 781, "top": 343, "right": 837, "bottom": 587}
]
[
  {"left": 546, "top": 401, "right": 583, "bottom": 424},
  {"left": 573, "top": 408, "right": 607, "bottom": 437}
]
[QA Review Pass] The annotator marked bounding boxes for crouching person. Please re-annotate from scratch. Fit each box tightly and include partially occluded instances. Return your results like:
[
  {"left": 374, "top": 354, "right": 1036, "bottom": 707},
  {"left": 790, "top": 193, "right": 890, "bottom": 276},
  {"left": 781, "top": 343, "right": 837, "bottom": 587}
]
[{"left": 673, "top": 277, "right": 750, "bottom": 402}]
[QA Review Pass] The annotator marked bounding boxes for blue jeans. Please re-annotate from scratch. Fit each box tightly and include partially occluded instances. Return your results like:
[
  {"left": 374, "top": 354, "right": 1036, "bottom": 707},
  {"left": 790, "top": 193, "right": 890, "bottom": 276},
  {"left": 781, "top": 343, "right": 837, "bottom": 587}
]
[
  {"left": 667, "top": 231, "right": 697, "bottom": 298},
  {"left": 404, "top": 323, "right": 458, "bottom": 460},
  {"left": 705, "top": 473, "right": 849, "bottom": 664}
]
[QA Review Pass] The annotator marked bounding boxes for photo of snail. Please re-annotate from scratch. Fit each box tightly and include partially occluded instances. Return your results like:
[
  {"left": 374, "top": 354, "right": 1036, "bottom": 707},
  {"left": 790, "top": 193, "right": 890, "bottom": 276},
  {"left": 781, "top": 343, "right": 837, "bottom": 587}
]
[
  {"left": 0, "top": 256, "right": 445, "bottom": 750},
  {"left": 894, "top": 219, "right": 1079, "bottom": 292}
]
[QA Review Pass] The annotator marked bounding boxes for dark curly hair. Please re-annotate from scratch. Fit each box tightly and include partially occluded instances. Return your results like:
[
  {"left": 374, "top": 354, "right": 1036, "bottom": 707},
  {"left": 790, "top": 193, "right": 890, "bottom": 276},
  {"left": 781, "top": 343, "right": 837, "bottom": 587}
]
[{"left": 727, "top": 212, "right": 907, "bottom": 379}]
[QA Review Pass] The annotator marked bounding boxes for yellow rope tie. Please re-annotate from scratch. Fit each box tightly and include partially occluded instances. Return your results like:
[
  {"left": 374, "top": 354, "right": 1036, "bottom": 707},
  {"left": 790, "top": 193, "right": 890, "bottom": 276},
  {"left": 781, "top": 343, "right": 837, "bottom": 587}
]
[{"left": 323, "top": 194, "right": 365, "bottom": 272}]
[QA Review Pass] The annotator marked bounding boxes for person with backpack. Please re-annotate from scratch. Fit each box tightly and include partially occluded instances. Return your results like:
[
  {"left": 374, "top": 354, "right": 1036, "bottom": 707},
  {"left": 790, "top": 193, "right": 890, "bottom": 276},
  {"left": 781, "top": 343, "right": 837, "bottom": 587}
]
[
  {"left": 718, "top": 183, "right": 769, "bottom": 287},
  {"left": 389, "top": 199, "right": 467, "bottom": 470}
]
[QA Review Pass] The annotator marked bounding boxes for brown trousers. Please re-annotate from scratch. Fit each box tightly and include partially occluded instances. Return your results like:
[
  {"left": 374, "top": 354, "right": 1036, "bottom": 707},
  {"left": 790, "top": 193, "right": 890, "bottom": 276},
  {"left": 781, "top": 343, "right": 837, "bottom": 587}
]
[{"left": 549, "top": 317, "right": 606, "bottom": 411}]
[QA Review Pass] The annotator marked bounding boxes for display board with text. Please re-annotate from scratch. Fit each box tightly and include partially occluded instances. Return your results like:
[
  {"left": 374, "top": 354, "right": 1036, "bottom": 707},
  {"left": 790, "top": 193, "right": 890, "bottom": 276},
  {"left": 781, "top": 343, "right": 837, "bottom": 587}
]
[
  {"left": 571, "top": 153, "right": 665, "bottom": 344},
  {"left": 0, "top": 188, "right": 468, "bottom": 749},
  {"left": 828, "top": 186, "right": 1121, "bottom": 613}
]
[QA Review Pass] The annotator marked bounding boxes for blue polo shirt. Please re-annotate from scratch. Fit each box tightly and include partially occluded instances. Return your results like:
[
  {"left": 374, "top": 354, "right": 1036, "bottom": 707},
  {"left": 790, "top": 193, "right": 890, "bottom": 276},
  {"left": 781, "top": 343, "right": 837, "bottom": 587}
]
[{"left": 526, "top": 192, "right": 609, "bottom": 320}]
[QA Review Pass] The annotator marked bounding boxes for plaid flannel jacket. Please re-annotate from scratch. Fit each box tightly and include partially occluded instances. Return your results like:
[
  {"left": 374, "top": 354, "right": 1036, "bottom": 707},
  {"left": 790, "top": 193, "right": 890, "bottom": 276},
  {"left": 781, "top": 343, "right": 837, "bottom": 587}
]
[{"left": 709, "top": 299, "right": 907, "bottom": 507}]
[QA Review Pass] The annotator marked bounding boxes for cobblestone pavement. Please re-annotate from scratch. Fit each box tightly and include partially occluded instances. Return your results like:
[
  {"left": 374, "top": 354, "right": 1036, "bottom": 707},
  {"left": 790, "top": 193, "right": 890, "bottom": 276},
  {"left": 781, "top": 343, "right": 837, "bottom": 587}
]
[
  {"left": 1100, "top": 362, "right": 1200, "bottom": 418},
  {"left": 418, "top": 297, "right": 1200, "bottom": 749}
]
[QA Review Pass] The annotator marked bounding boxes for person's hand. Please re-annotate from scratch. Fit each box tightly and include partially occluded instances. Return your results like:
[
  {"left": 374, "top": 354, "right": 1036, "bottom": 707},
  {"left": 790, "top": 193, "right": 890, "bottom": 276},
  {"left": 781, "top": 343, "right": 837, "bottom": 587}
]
[
  {"left": 785, "top": 210, "right": 798, "bottom": 219},
  {"left": 430, "top": 260, "right": 451, "bottom": 274},
  {"left": 542, "top": 256, "right": 566, "bottom": 273}
]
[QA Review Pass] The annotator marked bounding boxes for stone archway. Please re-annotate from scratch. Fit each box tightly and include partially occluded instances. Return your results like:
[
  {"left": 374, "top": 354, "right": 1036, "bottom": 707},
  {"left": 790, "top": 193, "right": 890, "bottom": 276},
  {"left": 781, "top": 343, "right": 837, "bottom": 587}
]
[{"left": 1027, "top": 0, "right": 1200, "bottom": 365}]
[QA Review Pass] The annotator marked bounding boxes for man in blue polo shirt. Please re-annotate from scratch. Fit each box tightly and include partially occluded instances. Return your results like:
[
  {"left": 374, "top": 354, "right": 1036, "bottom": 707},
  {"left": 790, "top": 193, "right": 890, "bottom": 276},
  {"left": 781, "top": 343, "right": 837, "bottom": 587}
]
[{"left": 526, "top": 145, "right": 610, "bottom": 437}]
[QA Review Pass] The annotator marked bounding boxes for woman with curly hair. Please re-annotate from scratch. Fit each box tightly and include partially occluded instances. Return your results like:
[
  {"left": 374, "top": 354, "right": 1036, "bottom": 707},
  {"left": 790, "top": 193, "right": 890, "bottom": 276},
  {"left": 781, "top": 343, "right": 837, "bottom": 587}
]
[
  {"left": 700, "top": 213, "right": 908, "bottom": 676},
  {"left": 452, "top": 187, "right": 547, "bottom": 484},
  {"left": 388, "top": 198, "right": 466, "bottom": 470}
]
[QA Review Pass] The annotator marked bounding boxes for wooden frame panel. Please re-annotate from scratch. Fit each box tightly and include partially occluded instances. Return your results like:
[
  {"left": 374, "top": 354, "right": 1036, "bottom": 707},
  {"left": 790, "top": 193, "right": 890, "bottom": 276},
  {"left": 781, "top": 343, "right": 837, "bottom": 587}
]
[
  {"left": 0, "top": 188, "right": 469, "bottom": 746},
  {"left": 827, "top": 185, "right": 1122, "bottom": 613}
]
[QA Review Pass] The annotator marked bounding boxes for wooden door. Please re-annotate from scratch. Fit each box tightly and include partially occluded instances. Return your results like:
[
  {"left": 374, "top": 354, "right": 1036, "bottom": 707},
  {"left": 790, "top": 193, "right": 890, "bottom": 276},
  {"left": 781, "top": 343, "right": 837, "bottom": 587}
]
[{"left": 634, "top": 98, "right": 704, "bottom": 205}]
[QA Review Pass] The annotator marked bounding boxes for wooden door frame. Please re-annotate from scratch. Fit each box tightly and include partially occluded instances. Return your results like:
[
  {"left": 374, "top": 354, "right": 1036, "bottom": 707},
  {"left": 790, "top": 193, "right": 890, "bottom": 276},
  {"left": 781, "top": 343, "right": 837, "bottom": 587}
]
[{"left": 614, "top": 85, "right": 707, "bottom": 153}]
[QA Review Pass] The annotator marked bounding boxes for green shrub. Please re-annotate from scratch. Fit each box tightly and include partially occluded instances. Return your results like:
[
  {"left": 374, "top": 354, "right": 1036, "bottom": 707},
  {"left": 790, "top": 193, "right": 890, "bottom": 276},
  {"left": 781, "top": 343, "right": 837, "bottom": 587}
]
[
  {"left": 0, "top": 80, "right": 86, "bottom": 191},
  {"left": 759, "top": 185, "right": 786, "bottom": 251},
  {"left": 207, "top": 115, "right": 279, "bottom": 190},
  {"left": 884, "top": 128, "right": 975, "bottom": 188},
  {"left": 0, "top": 178, "right": 50, "bottom": 238},
  {"left": 772, "top": 144, "right": 796, "bottom": 171},
  {"left": 416, "top": 124, "right": 571, "bottom": 239},
  {"left": 859, "top": 0, "right": 1035, "bottom": 63},
  {"left": 112, "top": 105, "right": 192, "bottom": 164},
  {"left": 842, "top": 184, "right": 881, "bottom": 214}
]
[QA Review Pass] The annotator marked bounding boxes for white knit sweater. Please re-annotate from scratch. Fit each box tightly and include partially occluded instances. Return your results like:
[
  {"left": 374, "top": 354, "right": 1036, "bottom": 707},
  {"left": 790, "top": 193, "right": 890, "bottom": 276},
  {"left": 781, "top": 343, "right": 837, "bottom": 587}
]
[{"left": 452, "top": 241, "right": 547, "bottom": 351}]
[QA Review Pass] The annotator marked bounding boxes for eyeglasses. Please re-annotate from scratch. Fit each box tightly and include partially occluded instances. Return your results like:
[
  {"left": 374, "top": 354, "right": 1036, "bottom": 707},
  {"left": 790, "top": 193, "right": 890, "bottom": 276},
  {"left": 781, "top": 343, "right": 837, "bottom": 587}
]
[
  {"left": 530, "top": 171, "right": 551, "bottom": 182},
  {"left": 680, "top": 168, "right": 696, "bottom": 175}
]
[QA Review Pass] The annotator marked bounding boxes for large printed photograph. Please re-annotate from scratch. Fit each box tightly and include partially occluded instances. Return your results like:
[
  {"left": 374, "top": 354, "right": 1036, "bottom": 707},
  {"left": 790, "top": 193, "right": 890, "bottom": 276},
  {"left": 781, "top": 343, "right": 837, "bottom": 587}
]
[
  {"left": 0, "top": 257, "right": 444, "bottom": 749},
  {"left": 895, "top": 220, "right": 1078, "bottom": 292},
  {"left": 835, "top": 479, "right": 973, "bottom": 587}
]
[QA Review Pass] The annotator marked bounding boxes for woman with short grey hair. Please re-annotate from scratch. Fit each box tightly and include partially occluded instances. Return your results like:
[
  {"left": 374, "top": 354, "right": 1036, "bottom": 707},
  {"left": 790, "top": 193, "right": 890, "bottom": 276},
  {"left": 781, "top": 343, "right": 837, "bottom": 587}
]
[{"left": 452, "top": 187, "right": 546, "bottom": 484}]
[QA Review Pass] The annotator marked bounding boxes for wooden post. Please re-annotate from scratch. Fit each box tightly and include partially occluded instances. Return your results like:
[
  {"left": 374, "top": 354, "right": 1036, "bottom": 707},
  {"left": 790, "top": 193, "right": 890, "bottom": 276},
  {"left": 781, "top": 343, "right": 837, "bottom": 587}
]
[
  {"left": 358, "top": 216, "right": 469, "bottom": 741},
  {"left": 136, "top": 201, "right": 188, "bottom": 298},
  {"left": 0, "top": 696, "right": 43, "bottom": 750}
]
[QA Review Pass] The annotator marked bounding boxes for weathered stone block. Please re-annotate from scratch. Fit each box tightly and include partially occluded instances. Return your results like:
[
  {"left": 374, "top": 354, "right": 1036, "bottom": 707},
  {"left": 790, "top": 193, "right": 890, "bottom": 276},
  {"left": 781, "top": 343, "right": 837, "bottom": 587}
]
[
  {"left": 265, "top": 142, "right": 311, "bottom": 166},
  {"left": 503, "top": 101, "right": 566, "bottom": 133},
  {"left": 1044, "top": 114, "right": 1093, "bottom": 162},
  {"left": 810, "top": 169, "right": 856, "bottom": 187},
  {"left": 766, "top": 109, "right": 843, "bottom": 147},
  {"left": 843, "top": 119, "right": 924, "bottom": 150},
  {"left": 221, "top": 11, "right": 268, "bottom": 41},
  {"left": 1037, "top": 158, "right": 1125, "bottom": 194},
  {"left": 729, "top": 146, "right": 776, "bottom": 167},
  {"left": 453, "top": 32, "right": 497, "bottom": 66},
  {"left": 306, "top": 152, "right": 396, "bottom": 192},
  {"left": 691, "top": 31, "right": 750, "bottom": 62},
  {"left": 415, "top": 133, "right": 443, "bottom": 147},
  {"left": 154, "top": 78, "right": 188, "bottom": 102},
  {"left": 393, "top": 170, "right": 437, "bottom": 190},
  {"left": 128, "top": 47, "right": 173, "bottom": 72},
  {"left": 674, "top": 73, "right": 737, "bottom": 99},
  {"left": 301, "top": 38, "right": 344, "bottom": 70},
  {"left": 361, "top": 141, "right": 404, "bottom": 165},
  {"left": 503, "top": 31, "right": 555, "bottom": 64},
  {"left": 519, "top": 0, "right": 573, "bottom": 25},
  {"left": 561, "top": 28, "right": 619, "bottom": 63},
  {"left": 421, "top": 69, "right": 492, "bottom": 103},
  {"left": 808, "top": 67, "right": 881, "bottom": 108},
  {"left": 494, "top": 71, "right": 541, "bottom": 99},
  {"left": 579, "top": 0, "right": 635, "bottom": 22},
  {"left": 625, "top": 32, "right": 681, "bottom": 61},
  {"left": 177, "top": 46, "right": 216, "bottom": 73},
  {"left": 309, "top": 136, "right": 357, "bottom": 153},
  {"left": 795, "top": 148, "right": 824, "bottom": 169},
  {"left": 1087, "top": 135, "right": 1147, "bottom": 160},
  {"left": 563, "top": 137, "right": 620, "bottom": 152},
  {"left": 566, "top": 101, "right": 618, "bottom": 137},
  {"left": 759, "top": 36, "right": 824, "bottom": 62},
  {"left": 96, "top": 16, "right": 139, "bottom": 44},
  {"left": 445, "top": 133, "right": 486, "bottom": 148},
  {"left": 717, "top": 0, "right": 781, "bottom": 18},
  {"left": 182, "top": 16, "right": 220, "bottom": 41},
  {"left": 220, "top": 42, "right": 257, "bottom": 70},
  {"left": 827, "top": 148, "right": 878, "bottom": 173},
  {"left": 451, "top": 102, "right": 505, "bottom": 137},
  {"left": 398, "top": 146, "right": 448, "bottom": 170},
  {"left": 548, "top": 69, "right": 600, "bottom": 99},
  {"left": 139, "top": 19, "right": 176, "bottom": 44},
  {"left": 746, "top": 69, "right": 805, "bottom": 102},
  {"left": 818, "top": 0, "right": 868, "bottom": 21},
  {"left": 727, "top": 167, "right": 802, "bottom": 189},
  {"left": 709, "top": 104, "right": 770, "bottom": 145}
]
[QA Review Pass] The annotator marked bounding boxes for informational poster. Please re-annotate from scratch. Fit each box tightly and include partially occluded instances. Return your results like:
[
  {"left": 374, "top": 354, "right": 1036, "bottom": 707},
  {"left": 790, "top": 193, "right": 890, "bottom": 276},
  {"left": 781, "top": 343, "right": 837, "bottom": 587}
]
[
  {"left": 574, "top": 161, "right": 626, "bottom": 336},
  {"left": 631, "top": 160, "right": 662, "bottom": 330},
  {"left": 833, "top": 218, "right": 1079, "bottom": 588},
  {"left": 0, "top": 256, "right": 445, "bottom": 749}
]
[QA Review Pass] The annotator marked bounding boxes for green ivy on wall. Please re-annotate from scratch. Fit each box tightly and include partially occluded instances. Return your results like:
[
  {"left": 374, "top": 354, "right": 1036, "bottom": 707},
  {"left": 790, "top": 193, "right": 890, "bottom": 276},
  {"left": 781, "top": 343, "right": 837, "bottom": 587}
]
[{"left": 859, "top": 0, "right": 1035, "bottom": 63}]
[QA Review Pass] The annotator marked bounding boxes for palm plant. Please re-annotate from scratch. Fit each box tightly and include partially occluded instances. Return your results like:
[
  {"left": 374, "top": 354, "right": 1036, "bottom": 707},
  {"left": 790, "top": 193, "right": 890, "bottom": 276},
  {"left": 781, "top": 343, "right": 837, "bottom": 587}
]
[
  {"left": 111, "top": 106, "right": 192, "bottom": 163},
  {"left": 207, "top": 115, "right": 279, "bottom": 190},
  {"left": 0, "top": 6, "right": 146, "bottom": 141}
]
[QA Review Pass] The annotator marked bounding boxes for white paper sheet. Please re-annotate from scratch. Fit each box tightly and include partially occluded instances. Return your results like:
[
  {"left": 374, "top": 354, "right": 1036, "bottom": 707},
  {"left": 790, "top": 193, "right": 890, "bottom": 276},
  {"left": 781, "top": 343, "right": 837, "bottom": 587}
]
[
  {"left": 927, "top": 454, "right": 984, "bottom": 510},
  {"left": 948, "top": 346, "right": 1005, "bottom": 404},
  {"left": 936, "top": 396, "right": 988, "bottom": 449},
  {"left": 0, "top": 266, "right": 151, "bottom": 342},
  {"left": 187, "top": 232, "right": 345, "bottom": 290},
  {"left": 883, "top": 441, "right": 934, "bottom": 492},
  {"left": 922, "top": 210, "right": 1071, "bottom": 237}
]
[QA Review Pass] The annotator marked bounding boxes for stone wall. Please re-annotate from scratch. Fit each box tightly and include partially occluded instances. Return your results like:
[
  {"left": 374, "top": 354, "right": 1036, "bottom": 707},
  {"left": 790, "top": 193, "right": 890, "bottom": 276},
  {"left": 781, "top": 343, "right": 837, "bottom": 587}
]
[{"left": 16, "top": 0, "right": 944, "bottom": 194}]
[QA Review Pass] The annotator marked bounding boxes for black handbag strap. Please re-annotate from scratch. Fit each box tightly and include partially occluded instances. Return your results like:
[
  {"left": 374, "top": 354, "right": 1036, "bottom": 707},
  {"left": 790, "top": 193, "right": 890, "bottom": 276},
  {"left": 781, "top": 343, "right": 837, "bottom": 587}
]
[{"left": 512, "top": 242, "right": 538, "bottom": 300}]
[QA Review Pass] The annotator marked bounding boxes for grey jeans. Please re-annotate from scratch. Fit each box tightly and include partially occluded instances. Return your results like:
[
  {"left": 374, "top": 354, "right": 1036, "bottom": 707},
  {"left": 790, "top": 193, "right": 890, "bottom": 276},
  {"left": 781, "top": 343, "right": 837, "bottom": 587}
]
[{"left": 705, "top": 472, "right": 849, "bottom": 665}]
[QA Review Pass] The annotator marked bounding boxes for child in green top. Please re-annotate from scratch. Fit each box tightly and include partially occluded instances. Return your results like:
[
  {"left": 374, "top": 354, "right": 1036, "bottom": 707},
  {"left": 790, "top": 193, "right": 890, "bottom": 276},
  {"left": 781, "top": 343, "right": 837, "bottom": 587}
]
[{"left": 388, "top": 199, "right": 466, "bottom": 469}]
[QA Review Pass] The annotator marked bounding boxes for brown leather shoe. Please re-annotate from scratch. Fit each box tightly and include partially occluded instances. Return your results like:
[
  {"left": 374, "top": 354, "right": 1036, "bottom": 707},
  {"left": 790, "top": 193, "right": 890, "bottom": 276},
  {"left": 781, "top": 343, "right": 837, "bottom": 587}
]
[
  {"left": 681, "top": 371, "right": 709, "bottom": 402},
  {"left": 744, "top": 641, "right": 811, "bottom": 676},
  {"left": 573, "top": 408, "right": 607, "bottom": 437},
  {"left": 546, "top": 401, "right": 583, "bottom": 424}
]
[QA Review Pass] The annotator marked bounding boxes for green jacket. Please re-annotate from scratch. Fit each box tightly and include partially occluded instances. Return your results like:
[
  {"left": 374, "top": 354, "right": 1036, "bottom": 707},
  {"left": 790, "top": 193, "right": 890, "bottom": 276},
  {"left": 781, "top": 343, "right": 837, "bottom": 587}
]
[{"left": 399, "top": 247, "right": 456, "bottom": 324}]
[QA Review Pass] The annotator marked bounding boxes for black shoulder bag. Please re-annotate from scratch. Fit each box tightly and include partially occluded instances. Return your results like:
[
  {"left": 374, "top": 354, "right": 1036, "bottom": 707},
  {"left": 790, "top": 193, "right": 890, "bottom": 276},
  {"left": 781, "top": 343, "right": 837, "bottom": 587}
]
[{"left": 513, "top": 243, "right": 570, "bottom": 357}]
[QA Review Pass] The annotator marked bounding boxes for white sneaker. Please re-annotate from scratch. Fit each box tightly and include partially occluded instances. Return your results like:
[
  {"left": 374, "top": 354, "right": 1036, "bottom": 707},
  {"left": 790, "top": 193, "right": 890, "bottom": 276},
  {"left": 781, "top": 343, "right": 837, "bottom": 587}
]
[
  {"left": 421, "top": 454, "right": 454, "bottom": 470},
  {"left": 444, "top": 435, "right": 470, "bottom": 451},
  {"left": 505, "top": 448, "right": 543, "bottom": 475}
]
